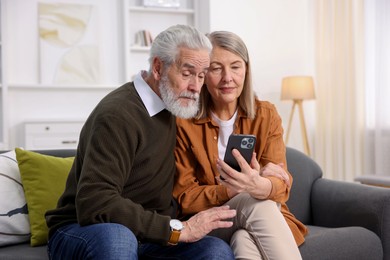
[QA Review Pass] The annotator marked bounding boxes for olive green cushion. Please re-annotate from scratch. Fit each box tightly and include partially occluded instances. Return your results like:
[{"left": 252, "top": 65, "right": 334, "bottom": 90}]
[{"left": 15, "top": 148, "right": 74, "bottom": 246}]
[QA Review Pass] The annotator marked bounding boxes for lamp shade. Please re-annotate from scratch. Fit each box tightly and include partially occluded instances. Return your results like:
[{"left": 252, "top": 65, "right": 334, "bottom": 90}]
[{"left": 281, "top": 76, "right": 315, "bottom": 100}]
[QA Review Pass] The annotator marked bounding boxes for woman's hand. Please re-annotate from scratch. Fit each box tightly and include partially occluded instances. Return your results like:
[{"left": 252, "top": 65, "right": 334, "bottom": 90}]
[{"left": 217, "top": 149, "right": 272, "bottom": 199}]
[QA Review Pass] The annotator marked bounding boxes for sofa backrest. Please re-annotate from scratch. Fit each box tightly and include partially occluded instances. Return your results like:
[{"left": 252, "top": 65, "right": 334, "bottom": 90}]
[
  {"left": 6, "top": 148, "right": 320, "bottom": 224},
  {"left": 0, "top": 149, "right": 77, "bottom": 158},
  {"left": 31, "top": 149, "right": 77, "bottom": 158},
  {"left": 286, "top": 147, "right": 323, "bottom": 225}
]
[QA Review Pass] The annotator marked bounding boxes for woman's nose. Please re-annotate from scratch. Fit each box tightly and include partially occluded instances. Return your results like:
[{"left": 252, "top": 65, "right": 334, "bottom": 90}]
[{"left": 222, "top": 70, "right": 233, "bottom": 83}]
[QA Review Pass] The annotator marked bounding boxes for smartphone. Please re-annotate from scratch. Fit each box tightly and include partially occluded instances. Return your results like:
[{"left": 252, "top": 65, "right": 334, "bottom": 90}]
[{"left": 223, "top": 134, "right": 257, "bottom": 171}]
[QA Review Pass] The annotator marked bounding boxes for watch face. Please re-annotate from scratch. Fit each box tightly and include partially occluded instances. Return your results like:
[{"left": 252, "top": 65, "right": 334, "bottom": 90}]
[{"left": 170, "top": 219, "right": 183, "bottom": 230}]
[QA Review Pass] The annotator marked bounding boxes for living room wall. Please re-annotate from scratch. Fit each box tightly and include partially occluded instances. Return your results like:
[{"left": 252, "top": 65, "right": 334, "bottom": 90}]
[
  {"left": 3, "top": 0, "right": 315, "bottom": 153},
  {"left": 207, "top": 0, "right": 315, "bottom": 154}
]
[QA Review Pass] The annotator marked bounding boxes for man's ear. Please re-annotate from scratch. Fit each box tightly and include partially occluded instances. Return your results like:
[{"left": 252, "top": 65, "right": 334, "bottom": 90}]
[{"left": 152, "top": 57, "right": 163, "bottom": 80}]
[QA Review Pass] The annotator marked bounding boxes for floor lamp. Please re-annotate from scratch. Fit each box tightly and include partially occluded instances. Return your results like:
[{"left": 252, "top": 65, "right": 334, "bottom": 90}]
[{"left": 281, "top": 76, "right": 315, "bottom": 156}]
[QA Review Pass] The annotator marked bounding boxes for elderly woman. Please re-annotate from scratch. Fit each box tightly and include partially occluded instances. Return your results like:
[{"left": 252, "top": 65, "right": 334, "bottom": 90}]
[{"left": 173, "top": 31, "right": 307, "bottom": 260}]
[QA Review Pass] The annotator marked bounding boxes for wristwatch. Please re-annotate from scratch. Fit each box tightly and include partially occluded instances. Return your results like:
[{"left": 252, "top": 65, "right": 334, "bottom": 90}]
[{"left": 168, "top": 219, "right": 183, "bottom": 245}]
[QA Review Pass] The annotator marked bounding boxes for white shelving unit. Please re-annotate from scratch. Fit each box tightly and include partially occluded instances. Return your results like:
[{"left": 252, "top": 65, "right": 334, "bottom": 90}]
[{"left": 122, "top": 0, "right": 202, "bottom": 81}]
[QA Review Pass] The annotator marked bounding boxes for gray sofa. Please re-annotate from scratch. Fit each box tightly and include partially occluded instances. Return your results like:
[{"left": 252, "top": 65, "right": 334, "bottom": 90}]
[
  {"left": 286, "top": 147, "right": 389, "bottom": 260},
  {"left": 1, "top": 147, "right": 389, "bottom": 259}
]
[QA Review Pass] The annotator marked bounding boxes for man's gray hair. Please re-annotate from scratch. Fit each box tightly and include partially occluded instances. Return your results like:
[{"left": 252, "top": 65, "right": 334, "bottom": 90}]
[{"left": 148, "top": 24, "right": 212, "bottom": 70}]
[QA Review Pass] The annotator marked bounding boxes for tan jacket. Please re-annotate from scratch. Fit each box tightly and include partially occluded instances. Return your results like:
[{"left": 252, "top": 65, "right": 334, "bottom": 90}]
[{"left": 174, "top": 99, "right": 308, "bottom": 246}]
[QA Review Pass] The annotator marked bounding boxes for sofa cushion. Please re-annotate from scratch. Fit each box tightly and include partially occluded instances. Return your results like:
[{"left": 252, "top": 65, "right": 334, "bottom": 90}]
[
  {"left": 15, "top": 148, "right": 74, "bottom": 246},
  {"left": 0, "top": 243, "right": 48, "bottom": 260},
  {"left": 299, "top": 225, "right": 383, "bottom": 260},
  {"left": 0, "top": 151, "right": 30, "bottom": 246},
  {"left": 0, "top": 150, "right": 30, "bottom": 246}
]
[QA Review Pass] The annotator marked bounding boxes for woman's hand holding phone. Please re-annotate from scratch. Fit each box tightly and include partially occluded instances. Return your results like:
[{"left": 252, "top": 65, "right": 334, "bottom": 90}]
[
  {"left": 217, "top": 149, "right": 272, "bottom": 199},
  {"left": 217, "top": 134, "right": 290, "bottom": 198}
]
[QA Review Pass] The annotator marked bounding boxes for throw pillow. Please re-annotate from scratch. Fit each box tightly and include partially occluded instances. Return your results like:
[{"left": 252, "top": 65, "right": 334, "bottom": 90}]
[
  {"left": 0, "top": 150, "right": 30, "bottom": 246},
  {"left": 15, "top": 148, "right": 74, "bottom": 246}
]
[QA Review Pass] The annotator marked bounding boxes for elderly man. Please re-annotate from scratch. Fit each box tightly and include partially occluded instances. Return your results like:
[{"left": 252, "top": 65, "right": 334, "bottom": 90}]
[{"left": 45, "top": 25, "right": 236, "bottom": 260}]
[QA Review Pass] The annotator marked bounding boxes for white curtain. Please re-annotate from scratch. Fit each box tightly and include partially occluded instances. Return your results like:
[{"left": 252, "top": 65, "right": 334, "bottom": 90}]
[
  {"left": 364, "top": 0, "right": 390, "bottom": 177},
  {"left": 313, "top": 0, "right": 365, "bottom": 181}
]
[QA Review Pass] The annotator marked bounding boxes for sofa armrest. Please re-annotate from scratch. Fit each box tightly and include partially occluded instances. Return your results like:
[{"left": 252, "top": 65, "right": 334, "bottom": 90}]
[{"left": 311, "top": 178, "right": 390, "bottom": 257}]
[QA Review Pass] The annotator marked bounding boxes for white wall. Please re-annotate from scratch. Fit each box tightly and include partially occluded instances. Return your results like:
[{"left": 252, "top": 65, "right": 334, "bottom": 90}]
[
  {"left": 3, "top": 0, "right": 316, "bottom": 153},
  {"left": 208, "top": 0, "right": 316, "bottom": 154},
  {"left": 4, "top": 0, "right": 123, "bottom": 148},
  {"left": 6, "top": 0, "right": 123, "bottom": 84}
]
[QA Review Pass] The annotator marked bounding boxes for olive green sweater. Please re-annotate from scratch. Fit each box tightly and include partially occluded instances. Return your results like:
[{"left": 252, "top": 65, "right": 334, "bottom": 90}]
[{"left": 46, "top": 82, "right": 176, "bottom": 245}]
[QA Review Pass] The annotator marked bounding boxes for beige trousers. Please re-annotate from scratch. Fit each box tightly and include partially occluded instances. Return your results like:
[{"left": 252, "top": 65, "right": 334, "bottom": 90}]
[{"left": 209, "top": 193, "right": 302, "bottom": 260}]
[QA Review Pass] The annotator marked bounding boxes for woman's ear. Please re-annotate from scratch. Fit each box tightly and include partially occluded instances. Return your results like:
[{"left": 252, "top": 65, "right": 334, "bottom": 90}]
[{"left": 152, "top": 57, "right": 163, "bottom": 80}]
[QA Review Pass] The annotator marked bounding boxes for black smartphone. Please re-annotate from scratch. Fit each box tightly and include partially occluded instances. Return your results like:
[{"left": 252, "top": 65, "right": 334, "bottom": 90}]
[{"left": 223, "top": 134, "right": 257, "bottom": 171}]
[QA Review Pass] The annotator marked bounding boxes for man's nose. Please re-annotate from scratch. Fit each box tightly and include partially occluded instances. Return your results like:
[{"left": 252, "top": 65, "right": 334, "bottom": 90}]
[{"left": 188, "top": 76, "right": 203, "bottom": 92}]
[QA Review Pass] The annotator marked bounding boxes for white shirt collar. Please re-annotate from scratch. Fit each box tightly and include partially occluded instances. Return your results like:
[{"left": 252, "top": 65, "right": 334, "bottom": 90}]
[{"left": 133, "top": 71, "right": 166, "bottom": 117}]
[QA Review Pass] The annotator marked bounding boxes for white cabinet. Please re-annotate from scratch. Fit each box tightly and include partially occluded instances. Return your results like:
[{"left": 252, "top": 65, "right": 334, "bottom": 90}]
[
  {"left": 122, "top": 0, "right": 206, "bottom": 81},
  {"left": 24, "top": 121, "right": 84, "bottom": 150}
]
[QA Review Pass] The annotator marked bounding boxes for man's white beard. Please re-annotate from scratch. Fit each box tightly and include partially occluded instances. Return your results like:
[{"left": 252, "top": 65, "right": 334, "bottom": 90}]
[{"left": 159, "top": 75, "right": 200, "bottom": 119}]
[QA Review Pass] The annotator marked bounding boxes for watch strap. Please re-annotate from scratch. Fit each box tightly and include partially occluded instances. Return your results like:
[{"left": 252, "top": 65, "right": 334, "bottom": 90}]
[{"left": 168, "top": 229, "right": 181, "bottom": 245}]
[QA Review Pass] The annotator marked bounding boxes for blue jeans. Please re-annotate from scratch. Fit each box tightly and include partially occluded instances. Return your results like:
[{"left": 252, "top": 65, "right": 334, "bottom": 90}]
[{"left": 47, "top": 223, "right": 234, "bottom": 260}]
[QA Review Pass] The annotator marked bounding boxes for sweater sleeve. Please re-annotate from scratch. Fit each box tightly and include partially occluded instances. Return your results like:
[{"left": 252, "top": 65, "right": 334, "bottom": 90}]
[{"left": 75, "top": 113, "right": 171, "bottom": 245}]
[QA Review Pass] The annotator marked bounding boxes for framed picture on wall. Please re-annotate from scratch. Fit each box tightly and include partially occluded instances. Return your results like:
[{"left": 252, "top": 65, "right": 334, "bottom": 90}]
[{"left": 38, "top": 2, "right": 102, "bottom": 85}]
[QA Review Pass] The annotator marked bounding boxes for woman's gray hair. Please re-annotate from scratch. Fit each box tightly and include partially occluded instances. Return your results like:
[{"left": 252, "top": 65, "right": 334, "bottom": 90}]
[
  {"left": 148, "top": 24, "right": 212, "bottom": 71},
  {"left": 196, "top": 31, "right": 256, "bottom": 120}
]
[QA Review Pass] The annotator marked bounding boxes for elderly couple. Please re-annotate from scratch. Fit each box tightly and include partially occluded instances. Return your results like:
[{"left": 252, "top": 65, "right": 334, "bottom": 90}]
[{"left": 45, "top": 24, "right": 307, "bottom": 260}]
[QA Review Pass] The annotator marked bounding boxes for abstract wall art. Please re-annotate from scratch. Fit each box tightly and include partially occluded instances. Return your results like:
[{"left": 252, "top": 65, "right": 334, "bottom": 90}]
[{"left": 38, "top": 3, "right": 101, "bottom": 85}]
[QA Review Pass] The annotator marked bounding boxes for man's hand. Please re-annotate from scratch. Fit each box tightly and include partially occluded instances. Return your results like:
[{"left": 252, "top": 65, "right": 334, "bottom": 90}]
[
  {"left": 179, "top": 206, "right": 236, "bottom": 243},
  {"left": 260, "top": 162, "right": 291, "bottom": 188}
]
